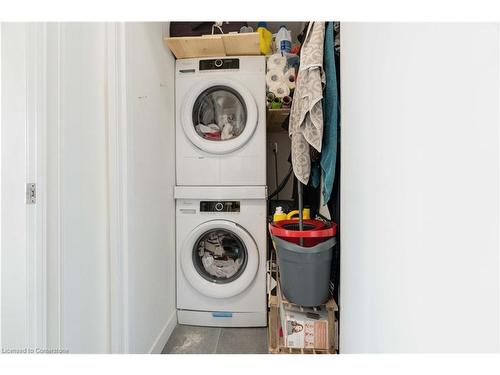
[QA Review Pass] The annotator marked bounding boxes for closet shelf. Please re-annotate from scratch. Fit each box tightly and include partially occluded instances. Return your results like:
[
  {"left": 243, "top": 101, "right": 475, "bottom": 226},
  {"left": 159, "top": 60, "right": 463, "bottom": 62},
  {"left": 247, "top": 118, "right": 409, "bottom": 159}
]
[
  {"left": 266, "top": 108, "right": 290, "bottom": 133},
  {"left": 164, "top": 33, "right": 260, "bottom": 59}
]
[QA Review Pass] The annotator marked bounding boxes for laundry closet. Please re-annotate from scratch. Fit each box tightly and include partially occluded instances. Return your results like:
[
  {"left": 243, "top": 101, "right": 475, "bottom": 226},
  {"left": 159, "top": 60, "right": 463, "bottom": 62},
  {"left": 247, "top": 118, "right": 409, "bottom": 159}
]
[
  {"left": 168, "top": 21, "right": 340, "bottom": 352},
  {"left": 1, "top": 22, "right": 498, "bottom": 355}
]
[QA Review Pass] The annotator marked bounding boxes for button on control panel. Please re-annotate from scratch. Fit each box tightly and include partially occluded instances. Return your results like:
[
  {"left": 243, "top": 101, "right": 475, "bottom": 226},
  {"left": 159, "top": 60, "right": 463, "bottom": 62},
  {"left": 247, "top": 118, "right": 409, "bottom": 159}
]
[{"left": 200, "top": 201, "right": 240, "bottom": 212}]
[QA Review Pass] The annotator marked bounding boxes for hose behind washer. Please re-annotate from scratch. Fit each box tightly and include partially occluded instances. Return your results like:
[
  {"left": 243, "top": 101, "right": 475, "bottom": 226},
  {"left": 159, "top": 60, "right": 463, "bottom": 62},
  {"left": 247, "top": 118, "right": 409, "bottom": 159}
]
[{"left": 268, "top": 165, "right": 293, "bottom": 200}]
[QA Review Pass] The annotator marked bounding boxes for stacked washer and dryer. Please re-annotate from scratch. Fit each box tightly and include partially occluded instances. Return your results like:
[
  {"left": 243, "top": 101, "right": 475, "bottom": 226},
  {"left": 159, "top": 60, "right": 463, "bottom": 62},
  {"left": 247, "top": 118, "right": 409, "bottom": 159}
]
[{"left": 174, "top": 56, "right": 268, "bottom": 327}]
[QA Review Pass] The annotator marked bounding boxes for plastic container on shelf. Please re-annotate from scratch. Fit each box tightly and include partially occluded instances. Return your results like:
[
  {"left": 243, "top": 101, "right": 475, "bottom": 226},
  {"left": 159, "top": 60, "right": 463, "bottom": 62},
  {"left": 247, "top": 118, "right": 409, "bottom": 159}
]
[
  {"left": 269, "top": 219, "right": 337, "bottom": 306},
  {"left": 273, "top": 206, "right": 287, "bottom": 222},
  {"left": 269, "top": 219, "right": 334, "bottom": 247},
  {"left": 275, "top": 25, "right": 292, "bottom": 54},
  {"left": 282, "top": 95, "right": 292, "bottom": 108},
  {"left": 286, "top": 208, "right": 310, "bottom": 220},
  {"left": 257, "top": 22, "right": 273, "bottom": 55},
  {"left": 270, "top": 233, "right": 336, "bottom": 306},
  {"left": 271, "top": 97, "right": 282, "bottom": 109}
]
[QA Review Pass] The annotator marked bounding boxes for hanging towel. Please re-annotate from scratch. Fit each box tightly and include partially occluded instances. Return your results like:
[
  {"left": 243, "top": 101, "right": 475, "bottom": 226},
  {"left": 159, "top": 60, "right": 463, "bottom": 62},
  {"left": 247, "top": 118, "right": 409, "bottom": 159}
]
[
  {"left": 289, "top": 22, "right": 326, "bottom": 185},
  {"left": 320, "top": 21, "right": 339, "bottom": 204}
]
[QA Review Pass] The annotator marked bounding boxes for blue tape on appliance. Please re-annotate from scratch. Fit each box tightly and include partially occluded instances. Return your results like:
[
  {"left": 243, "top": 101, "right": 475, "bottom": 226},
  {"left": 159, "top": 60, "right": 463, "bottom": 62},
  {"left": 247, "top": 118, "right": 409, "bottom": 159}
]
[{"left": 212, "top": 312, "right": 233, "bottom": 318}]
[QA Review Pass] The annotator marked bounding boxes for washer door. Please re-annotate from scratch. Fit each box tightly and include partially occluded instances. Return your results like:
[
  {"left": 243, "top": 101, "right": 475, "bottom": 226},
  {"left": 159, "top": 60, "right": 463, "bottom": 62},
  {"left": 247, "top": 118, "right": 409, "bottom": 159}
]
[
  {"left": 181, "top": 79, "right": 258, "bottom": 155},
  {"left": 181, "top": 220, "right": 259, "bottom": 299}
]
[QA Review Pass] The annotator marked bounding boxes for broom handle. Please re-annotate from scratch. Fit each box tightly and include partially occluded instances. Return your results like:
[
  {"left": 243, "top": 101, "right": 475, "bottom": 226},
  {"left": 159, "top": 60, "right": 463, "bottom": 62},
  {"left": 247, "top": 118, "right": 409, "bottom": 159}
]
[{"left": 297, "top": 179, "right": 304, "bottom": 246}]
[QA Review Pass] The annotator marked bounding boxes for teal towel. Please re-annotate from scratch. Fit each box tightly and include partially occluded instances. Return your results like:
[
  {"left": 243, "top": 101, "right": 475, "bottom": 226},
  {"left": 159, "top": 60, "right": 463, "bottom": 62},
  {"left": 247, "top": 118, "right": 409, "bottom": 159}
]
[{"left": 320, "top": 21, "right": 339, "bottom": 204}]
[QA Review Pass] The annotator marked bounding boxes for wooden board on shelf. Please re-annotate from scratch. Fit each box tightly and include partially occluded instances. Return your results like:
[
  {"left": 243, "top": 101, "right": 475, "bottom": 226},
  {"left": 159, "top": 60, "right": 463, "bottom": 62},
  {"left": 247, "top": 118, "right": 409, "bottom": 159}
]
[
  {"left": 165, "top": 35, "right": 226, "bottom": 59},
  {"left": 223, "top": 32, "right": 260, "bottom": 56},
  {"left": 164, "top": 33, "right": 260, "bottom": 59},
  {"left": 268, "top": 294, "right": 280, "bottom": 353}
]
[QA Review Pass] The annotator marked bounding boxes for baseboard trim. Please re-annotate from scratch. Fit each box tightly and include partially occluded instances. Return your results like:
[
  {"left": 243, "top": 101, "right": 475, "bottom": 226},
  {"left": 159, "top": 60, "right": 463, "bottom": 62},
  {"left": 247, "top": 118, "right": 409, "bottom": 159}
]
[{"left": 148, "top": 309, "right": 177, "bottom": 354}]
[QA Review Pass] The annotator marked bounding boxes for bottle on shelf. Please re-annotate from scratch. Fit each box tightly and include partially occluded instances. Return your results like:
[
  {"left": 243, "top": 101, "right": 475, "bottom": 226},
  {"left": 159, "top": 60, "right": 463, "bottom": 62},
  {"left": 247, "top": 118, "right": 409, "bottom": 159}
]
[
  {"left": 273, "top": 206, "right": 288, "bottom": 222},
  {"left": 275, "top": 25, "right": 292, "bottom": 54},
  {"left": 257, "top": 22, "right": 273, "bottom": 55}
]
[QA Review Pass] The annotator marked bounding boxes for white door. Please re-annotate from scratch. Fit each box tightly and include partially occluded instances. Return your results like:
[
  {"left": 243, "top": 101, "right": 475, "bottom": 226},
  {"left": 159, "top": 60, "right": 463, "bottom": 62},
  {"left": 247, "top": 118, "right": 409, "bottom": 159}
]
[
  {"left": 181, "top": 79, "right": 258, "bottom": 154},
  {"left": 1, "top": 23, "right": 46, "bottom": 352},
  {"left": 340, "top": 23, "right": 499, "bottom": 353}
]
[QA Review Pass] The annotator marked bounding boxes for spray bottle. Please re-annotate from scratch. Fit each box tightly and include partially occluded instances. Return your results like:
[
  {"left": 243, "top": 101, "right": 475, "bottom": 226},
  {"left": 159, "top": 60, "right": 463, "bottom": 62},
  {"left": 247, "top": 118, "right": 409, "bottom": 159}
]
[{"left": 275, "top": 25, "right": 292, "bottom": 54}]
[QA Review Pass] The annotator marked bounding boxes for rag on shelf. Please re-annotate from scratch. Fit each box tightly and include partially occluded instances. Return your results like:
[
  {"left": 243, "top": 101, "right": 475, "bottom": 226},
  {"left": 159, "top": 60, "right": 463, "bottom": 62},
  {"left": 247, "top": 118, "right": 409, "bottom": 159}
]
[{"left": 288, "top": 22, "right": 326, "bottom": 185}]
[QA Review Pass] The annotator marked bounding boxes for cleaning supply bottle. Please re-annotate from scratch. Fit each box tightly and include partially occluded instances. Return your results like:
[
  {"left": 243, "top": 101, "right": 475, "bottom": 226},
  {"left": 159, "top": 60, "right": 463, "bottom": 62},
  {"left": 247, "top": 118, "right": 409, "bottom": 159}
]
[
  {"left": 287, "top": 208, "right": 311, "bottom": 220},
  {"left": 257, "top": 22, "right": 273, "bottom": 55},
  {"left": 273, "top": 206, "right": 287, "bottom": 222},
  {"left": 275, "top": 25, "right": 292, "bottom": 54}
]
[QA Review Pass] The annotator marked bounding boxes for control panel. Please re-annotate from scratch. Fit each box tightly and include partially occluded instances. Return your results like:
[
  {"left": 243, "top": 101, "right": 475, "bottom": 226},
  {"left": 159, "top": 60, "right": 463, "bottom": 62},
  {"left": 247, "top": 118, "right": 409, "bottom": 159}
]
[
  {"left": 199, "top": 58, "right": 240, "bottom": 71},
  {"left": 200, "top": 201, "right": 240, "bottom": 213}
]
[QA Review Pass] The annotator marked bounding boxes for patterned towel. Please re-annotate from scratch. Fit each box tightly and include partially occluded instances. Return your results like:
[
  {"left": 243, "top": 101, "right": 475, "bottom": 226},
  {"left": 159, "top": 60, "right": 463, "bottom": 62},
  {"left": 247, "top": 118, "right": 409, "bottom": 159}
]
[{"left": 289, "top": 22, "right": 326, "bottom": 185}]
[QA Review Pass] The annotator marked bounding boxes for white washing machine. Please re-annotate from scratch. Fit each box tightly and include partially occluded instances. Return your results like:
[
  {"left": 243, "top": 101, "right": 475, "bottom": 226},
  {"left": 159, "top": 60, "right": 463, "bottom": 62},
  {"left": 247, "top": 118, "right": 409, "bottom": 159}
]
[
  {"left": 175, "top": 56, "right": 266, "bottom": 186},
  {"left": 175, "top": 186, "right": 267, "bottom": 327}
]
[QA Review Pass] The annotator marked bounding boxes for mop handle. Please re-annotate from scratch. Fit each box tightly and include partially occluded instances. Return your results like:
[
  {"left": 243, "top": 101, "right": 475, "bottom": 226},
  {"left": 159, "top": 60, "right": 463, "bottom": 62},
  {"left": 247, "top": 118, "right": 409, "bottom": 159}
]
[{"left": 297, "top": 179, "right": 304, "bottom": 246}]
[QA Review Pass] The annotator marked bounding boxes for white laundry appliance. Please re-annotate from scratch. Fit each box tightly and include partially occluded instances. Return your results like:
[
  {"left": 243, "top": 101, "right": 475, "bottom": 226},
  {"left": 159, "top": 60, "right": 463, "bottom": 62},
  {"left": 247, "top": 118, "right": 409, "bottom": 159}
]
[
  {"left": 175, "top": 56, "right": 266, "bottom": 186},
  {"left": 175, "top": 186, "right": 267, "bottom": 327}
]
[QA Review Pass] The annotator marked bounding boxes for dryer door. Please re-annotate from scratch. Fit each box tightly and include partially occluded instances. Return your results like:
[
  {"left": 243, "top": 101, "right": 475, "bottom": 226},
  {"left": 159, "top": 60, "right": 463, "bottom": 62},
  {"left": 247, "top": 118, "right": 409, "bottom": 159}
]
[
  {"left": 181, "top": 220, "right": 259, "bottom": 298},
  {"left": 181, "top": 79, "right": 258, "bottom": 155}
]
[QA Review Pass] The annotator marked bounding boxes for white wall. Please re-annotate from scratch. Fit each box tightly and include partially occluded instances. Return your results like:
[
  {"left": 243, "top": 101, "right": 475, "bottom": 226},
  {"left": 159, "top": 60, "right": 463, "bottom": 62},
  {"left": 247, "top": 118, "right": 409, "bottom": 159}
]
[
  {"left": 340, "top": 23, "right": 499, "bottom": 352},
  {"left": 123, "top": 22, "right": 176, "bottom": 354}
]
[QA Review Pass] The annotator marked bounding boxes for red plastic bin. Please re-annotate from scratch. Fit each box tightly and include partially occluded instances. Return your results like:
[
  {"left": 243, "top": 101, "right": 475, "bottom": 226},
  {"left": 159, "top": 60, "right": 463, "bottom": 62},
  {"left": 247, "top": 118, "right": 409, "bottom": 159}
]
[{"left": 269, "top": 219, "right": 337, "bottom": 248}]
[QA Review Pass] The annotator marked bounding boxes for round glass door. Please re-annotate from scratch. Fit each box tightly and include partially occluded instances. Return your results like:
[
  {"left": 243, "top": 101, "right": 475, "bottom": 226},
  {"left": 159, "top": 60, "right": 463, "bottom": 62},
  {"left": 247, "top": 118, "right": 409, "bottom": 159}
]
[
  {"left": 192, "top": 229, "right": 248, "bottom": 283},
  {"left": 192, "top": 86, "right": 247, "bottom": 142},
  {"left": 181, "top": 79, "right": 259, "bottom": 155},
  {"left": 180, "top": 220, "right": 259, "bottom": 298}
]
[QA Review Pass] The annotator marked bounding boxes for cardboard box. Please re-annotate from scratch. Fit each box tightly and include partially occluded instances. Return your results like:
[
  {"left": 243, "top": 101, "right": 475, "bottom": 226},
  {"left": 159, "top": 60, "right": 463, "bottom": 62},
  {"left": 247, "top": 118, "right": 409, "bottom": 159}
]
[{"left": 279, "top": 303, "right": 329, "bottom": 350}]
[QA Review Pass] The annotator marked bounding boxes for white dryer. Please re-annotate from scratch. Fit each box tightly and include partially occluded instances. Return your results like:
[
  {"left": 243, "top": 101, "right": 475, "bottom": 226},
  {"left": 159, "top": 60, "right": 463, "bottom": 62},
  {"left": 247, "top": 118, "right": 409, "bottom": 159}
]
[
  {"left": 175, "top": 186, "right": 267, "bottom": 327},
  {"left": 175, "top": 56, "right": 266, "bottom": 186}
]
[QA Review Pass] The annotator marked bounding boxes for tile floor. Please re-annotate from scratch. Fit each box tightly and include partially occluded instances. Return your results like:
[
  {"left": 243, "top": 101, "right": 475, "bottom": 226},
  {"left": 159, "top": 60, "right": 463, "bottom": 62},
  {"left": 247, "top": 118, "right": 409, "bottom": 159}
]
[{"left": 162, "top": 325, "right": 268, "bottom": 354}]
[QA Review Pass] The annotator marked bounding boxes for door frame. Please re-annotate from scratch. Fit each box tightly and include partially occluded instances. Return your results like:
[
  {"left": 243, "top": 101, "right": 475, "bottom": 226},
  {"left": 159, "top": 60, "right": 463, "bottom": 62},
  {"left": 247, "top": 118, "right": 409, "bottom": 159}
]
[{"left": 106, "top": 22, "right": 130, "bottom": 354}]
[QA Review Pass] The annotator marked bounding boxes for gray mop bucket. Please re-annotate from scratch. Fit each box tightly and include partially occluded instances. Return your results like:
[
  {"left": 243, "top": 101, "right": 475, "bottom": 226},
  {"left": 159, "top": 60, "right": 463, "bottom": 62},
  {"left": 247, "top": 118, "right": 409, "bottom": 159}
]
[{"left": 272, "top": 235, "right": 336, "bottom": 306}]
